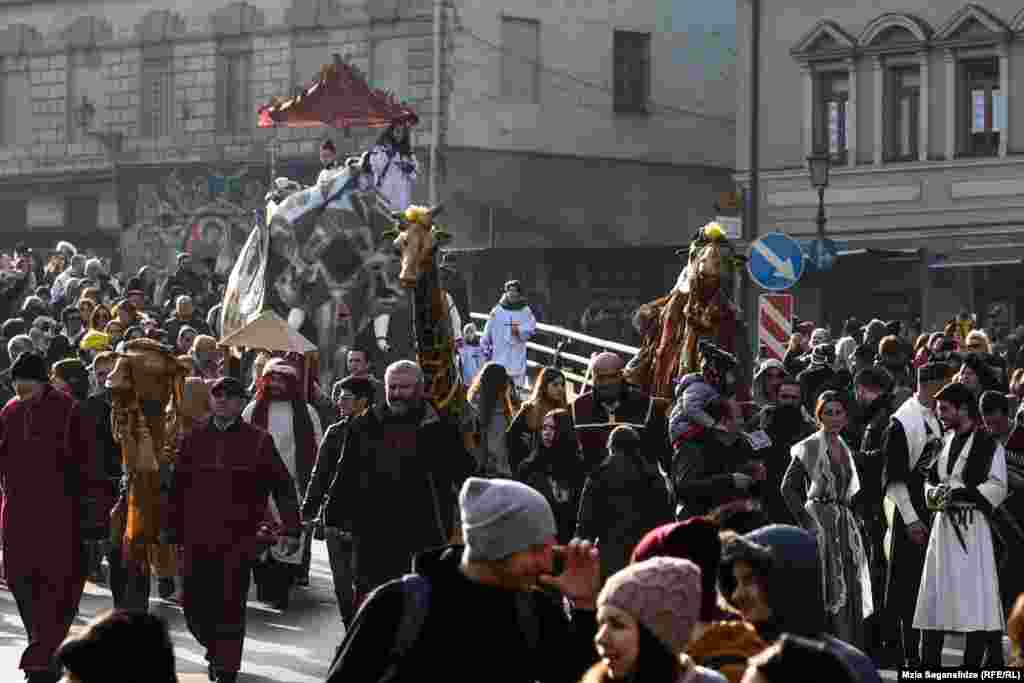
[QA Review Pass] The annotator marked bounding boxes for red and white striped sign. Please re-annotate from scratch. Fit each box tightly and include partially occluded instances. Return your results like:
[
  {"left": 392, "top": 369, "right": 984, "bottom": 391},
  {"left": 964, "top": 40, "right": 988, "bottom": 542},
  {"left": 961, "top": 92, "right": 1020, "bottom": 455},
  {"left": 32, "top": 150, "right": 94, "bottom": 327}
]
[{"left": 759, "top": 294, "right": 794, "bottom": 360}]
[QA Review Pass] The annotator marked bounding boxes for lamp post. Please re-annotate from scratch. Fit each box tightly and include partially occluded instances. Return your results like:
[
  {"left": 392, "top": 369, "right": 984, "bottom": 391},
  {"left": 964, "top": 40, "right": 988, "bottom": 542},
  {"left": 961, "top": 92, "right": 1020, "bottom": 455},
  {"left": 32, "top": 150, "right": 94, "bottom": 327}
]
[
  {"left": 807, "top": 152, "right": 831, "bottom": 332},
  {"left": 74, "top": 96, "right": 125, "bottom": 257},
  {"left": 807, "top": 153, "right": 830, "bottom": 242}
]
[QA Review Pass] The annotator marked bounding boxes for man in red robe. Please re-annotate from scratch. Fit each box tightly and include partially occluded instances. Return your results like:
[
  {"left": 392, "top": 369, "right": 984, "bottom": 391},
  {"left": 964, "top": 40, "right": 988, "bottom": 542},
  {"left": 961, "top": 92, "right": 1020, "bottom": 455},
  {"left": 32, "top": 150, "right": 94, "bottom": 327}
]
[
  {"left": 167, "top": 376, "right": 301, "bottom": 683},
  {"left": 571, "top": 352, "right": 670, "bottom": 473},
  {"left": 0, "top": 352, "right": 110, "bottom": 683}
]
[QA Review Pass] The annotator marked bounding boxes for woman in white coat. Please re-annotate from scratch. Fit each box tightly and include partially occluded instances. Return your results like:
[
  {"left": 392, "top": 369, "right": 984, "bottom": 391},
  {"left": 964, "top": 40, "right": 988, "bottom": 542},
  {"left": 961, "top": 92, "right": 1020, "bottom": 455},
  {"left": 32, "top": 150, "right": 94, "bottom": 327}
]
[{"left": 781, "top": 390, "right": 873, "bottom": 649}]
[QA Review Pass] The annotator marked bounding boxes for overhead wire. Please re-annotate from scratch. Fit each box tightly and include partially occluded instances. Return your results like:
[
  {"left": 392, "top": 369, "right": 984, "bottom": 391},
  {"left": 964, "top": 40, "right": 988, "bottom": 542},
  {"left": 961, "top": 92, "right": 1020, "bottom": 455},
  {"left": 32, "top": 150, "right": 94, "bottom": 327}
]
[{"left": 438, "top": 0, "right": 736, "bottom": 124}]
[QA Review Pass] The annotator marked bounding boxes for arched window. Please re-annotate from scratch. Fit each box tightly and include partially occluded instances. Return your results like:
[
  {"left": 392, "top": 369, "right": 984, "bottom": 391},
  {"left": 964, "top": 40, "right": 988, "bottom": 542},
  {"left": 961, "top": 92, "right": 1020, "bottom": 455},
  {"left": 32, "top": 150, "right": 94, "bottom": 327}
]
[
  {"left": 858, "top": 13, "right": 932, "bottom": 164},
  {"left": 933, "top": 4, "right": 1011, "bottom": 159},
  {"left": 791, "top": 20, "right": 858, "bottom": 166}
]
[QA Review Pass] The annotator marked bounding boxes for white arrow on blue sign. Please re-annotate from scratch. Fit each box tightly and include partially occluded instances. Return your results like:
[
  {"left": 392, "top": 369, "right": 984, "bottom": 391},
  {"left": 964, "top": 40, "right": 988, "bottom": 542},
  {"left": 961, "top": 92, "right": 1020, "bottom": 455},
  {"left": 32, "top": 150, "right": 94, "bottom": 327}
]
[{"left": 747, "top": 232, "right": 805, "bottom": 291}]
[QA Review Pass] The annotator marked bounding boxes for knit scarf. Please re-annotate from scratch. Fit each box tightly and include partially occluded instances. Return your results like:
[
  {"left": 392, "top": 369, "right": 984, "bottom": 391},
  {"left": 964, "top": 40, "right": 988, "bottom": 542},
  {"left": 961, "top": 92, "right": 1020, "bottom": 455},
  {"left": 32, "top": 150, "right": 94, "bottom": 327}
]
[{"left": 249, "top": 373, "right": 317, "bottom": 489}]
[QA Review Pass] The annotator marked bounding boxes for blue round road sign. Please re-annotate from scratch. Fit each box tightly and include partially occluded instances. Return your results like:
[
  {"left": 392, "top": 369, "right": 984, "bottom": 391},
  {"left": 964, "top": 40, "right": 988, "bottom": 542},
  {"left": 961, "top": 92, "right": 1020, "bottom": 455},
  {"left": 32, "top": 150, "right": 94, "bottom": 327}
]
[{"left": 747, "top": 232, "right": 805, "bottom": 291}]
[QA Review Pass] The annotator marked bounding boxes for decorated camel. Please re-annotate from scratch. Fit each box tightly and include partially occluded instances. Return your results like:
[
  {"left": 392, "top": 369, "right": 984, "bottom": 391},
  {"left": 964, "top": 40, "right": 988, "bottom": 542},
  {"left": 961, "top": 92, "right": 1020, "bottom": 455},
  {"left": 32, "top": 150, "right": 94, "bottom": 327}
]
[
  {"left": 108, "top": 338, "right": 192, "bottom": 570},
  {"left": 624, "top": 221, "right": 750, "bottom": 401},
  {"left": 382, "top": 204, "right": 468, "bottom": 425}
]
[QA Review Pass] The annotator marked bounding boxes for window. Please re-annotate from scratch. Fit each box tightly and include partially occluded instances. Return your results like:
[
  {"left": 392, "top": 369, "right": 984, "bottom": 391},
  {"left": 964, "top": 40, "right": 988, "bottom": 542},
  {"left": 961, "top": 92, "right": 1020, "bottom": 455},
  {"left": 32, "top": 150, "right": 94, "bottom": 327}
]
[
  {"left": 886, "top": 66, "right": 919, "bottom": 161},
  {"left": 217, "top": 51, "right": 251, "bottom": 134},
  {"left": 960, "top": 57, "right": 1000, "bottom": 158},
  {"left": 0, "top": 70, "right": 31, "bottom": 147},
  {"left": 141, "top": 57, "right": 174, "bottom": 138},
  {"left": 0, "top": 199, "right": 27, "bottom": 232},
  {"left": 501, "top": 17, "right": 540, "bottom": 103},
  {"left": 613, "top": 30, "right": 650, "bottom": 114},
  {"left": 815, "top": 71, "right": 849, "bottom": 162},
  {"left": 65, "top": 196, "right": 99, "bottom": 232}
]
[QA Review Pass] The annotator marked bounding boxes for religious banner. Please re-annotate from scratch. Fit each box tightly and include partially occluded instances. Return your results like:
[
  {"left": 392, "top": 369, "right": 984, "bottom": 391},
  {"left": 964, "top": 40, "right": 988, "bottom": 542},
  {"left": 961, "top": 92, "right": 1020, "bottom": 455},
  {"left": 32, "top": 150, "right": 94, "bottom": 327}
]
[{"left": 220, "top": 218, "right": 270, "bottom": 343}]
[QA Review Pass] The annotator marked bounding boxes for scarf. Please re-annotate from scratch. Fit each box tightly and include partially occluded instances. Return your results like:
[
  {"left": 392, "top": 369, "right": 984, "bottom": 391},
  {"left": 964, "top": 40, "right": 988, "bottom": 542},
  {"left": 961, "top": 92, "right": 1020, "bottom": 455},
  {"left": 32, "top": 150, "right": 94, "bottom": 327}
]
[
  {"left": 249, "top": 373, "right": 317, "bottom": 490},
  {"left": 499, "top": 293, "right": 529, "bottom": 311}
]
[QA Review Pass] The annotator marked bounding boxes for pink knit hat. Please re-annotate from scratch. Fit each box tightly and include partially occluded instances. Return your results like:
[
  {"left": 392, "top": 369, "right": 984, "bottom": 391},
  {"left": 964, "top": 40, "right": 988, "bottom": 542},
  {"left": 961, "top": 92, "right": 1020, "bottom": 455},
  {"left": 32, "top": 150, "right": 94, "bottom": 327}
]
[{"left": 598, "top": 557, "right": 703, "bottom": 656}]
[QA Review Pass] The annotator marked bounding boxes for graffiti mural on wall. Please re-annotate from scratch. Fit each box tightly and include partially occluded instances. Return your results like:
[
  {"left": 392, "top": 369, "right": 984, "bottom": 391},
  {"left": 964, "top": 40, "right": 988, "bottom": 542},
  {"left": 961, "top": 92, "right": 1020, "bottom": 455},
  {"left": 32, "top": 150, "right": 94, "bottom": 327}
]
[{"left": 124, "top": 166, "right": 269, "bottom": 283}]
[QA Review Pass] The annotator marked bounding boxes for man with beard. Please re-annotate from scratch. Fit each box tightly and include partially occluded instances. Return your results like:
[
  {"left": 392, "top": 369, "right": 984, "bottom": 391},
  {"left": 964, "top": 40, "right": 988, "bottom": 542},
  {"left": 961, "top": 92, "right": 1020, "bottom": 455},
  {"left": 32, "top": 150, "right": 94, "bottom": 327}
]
[
  {"left": 749, "top": 375, "right": 814, "bottom": 525},
  {"left": 326, "top": 360, "right": 475, "bottom": 601},
  {"left": 570, "top": 351, "right": 669, "bottom": 474},
  {"left": 915, "top": 382, "right": 1007, "bottom": 668},
  {"left": 243, "top": 359, "right": 323, "bottom": 604},
  {"left": 852, "top": 366, "right": 897, "bottom": 665},
  {"left": 0, "top": 352, "right": 110, "bottom": 683},
  {"left": 880, "top": 362, "right": 948, "bottom": 668}
]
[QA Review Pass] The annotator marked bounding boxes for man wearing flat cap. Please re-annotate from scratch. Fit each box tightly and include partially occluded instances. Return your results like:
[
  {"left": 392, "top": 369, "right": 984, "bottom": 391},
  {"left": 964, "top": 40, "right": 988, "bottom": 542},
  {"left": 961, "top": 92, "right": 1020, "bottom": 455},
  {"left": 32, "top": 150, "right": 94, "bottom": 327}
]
[
  {"left": 879, "top": 361, "right": 949, "bottom": 668},
  {"left": 301, "top": 374, "right": 375, "bottom": 623},
  {"left": 0, "top": 352, "right": 110, "bottom": 683},
  {"left": 167, "top": 375, "right": 301, "bottom": 683},
  {"left": 915, "top": 381, "right": 1007, "bottom": 668}
]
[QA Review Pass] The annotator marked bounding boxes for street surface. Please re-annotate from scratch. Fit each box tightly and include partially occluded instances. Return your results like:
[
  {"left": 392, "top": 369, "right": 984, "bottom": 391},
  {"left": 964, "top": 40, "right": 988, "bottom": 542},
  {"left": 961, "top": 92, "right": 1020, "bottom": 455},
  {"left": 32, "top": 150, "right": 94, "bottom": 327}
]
[
  {"left": 0, "top": 539, "right": 1012, "bottom": 681},
  {"left": 0, "top": 540, "right": 345, "bottom": 682}
]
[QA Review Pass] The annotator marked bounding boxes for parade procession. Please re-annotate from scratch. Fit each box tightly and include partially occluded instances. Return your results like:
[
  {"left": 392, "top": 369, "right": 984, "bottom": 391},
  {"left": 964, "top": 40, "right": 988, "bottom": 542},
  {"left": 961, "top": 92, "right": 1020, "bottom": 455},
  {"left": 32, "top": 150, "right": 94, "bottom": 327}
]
[{"left": 5, "top": 0, "right": 1024, "bottom": 682}]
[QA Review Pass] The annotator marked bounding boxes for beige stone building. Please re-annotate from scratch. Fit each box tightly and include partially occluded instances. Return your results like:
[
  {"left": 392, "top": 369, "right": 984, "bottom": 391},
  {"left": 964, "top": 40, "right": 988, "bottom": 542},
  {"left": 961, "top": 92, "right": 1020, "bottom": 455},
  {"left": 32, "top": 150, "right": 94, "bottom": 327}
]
[
  {"left": 736, "top": 1, "right": 1024, "bottom": 337},
  {"left": 0, "top": 0, "right": 738, "bottom": 319}
]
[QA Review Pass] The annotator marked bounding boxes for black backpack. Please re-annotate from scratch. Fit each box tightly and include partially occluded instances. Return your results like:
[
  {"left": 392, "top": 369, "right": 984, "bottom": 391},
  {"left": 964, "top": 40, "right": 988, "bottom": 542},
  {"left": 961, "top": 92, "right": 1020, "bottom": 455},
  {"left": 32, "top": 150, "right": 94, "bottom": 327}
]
[{"left": 329, "top": 573, "right": 541, "bottom": 682}]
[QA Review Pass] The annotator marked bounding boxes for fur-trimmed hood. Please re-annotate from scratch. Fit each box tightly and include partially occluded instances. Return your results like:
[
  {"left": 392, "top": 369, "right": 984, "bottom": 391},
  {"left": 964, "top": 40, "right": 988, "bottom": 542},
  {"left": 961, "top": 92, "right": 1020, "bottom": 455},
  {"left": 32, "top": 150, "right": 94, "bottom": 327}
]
[{"left": 720, "top": 524, "right": 824, "bottom": 641}]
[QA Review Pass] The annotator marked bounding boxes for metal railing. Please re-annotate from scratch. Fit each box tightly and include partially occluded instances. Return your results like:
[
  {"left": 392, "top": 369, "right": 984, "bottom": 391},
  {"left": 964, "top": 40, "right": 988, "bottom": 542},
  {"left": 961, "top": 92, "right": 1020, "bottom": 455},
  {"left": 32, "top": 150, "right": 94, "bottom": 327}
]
[{"left": 469, "top": 312, "right": 640, "bottom": 395}]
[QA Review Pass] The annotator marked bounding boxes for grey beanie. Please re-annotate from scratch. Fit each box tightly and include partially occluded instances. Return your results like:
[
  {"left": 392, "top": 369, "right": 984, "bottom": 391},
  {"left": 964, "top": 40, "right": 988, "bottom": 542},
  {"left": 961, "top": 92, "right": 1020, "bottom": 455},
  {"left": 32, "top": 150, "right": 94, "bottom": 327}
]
[{"left": 460, "top": 478, "right": 557, "bottom": 562}]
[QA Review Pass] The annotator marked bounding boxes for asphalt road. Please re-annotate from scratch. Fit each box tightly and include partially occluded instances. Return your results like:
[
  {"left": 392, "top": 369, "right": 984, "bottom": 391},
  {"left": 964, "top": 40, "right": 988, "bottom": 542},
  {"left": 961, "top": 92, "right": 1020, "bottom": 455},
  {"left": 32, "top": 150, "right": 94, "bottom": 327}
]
[{"left": 0, "top": 540, "right": 345, "bottom": 683}]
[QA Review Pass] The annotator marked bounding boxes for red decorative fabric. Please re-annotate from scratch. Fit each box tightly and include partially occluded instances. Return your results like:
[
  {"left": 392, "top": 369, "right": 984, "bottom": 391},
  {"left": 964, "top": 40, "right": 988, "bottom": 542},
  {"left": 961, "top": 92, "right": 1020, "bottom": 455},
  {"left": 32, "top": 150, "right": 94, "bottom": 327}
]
[{"left": 258, "top": 59, "right": 419, "bottom": 129}]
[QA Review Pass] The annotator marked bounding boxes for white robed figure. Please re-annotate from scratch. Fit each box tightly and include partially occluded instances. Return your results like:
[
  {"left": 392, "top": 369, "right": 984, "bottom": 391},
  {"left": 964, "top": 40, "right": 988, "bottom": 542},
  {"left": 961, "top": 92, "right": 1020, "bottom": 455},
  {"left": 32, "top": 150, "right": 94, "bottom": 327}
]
[
  {"left": 481, "top": 280, "right": 537, "bottom": 390},
  {"left": 914, "top": 382, "right": 1007, "bottom": 668}
]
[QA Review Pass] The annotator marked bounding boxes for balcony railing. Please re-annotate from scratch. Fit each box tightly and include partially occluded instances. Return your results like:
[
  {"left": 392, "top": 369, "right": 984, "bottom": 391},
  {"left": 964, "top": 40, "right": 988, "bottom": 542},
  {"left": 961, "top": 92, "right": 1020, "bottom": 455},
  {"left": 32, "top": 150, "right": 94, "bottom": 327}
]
[{"left": 469, "top": 311, "right": 639, "bottom": 397}]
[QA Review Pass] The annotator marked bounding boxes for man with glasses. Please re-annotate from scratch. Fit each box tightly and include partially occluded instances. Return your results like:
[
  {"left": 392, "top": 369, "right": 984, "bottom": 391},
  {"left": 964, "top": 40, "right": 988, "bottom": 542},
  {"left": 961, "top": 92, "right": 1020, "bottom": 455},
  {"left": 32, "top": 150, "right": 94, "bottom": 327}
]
[{"left": 302, "top": 375, "right": 376, "bottom": 624}]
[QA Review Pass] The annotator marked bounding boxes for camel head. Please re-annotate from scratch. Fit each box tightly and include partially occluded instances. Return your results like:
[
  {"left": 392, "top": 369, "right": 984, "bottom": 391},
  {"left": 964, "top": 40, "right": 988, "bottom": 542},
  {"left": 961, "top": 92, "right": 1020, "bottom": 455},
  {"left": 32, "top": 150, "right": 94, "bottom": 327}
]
[
  {"left": 679, "top": 222, "right": 746, "bottom": 298},
  {"left": 382, "top": 204, "right": 450, "bottom": 289}
]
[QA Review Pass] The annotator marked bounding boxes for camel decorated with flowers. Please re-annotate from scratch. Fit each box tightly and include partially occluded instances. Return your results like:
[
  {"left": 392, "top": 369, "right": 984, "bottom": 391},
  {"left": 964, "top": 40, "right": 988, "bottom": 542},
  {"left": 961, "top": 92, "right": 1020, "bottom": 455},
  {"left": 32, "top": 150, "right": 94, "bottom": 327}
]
[{"left": 624, "top": 222, "right": 750, "bottom": 401}]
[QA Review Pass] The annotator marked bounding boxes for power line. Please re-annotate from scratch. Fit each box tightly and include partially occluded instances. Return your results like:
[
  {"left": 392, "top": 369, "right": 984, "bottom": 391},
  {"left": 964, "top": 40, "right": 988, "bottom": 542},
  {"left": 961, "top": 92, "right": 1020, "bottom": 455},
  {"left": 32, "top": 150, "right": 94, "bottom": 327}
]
[{"left": 441, "top": 3, "right": 735, "bottom": 124}]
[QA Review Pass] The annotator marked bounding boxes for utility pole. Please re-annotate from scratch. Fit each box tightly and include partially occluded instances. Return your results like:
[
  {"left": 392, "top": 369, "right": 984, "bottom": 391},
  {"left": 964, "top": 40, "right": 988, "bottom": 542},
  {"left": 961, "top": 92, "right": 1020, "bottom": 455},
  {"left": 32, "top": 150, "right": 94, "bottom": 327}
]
[
  {"left": 429, "top": 0, "right": 442, "bottom": 206},
  {"left": 745, "top": 0, "right": 762, "bottom": 361}
]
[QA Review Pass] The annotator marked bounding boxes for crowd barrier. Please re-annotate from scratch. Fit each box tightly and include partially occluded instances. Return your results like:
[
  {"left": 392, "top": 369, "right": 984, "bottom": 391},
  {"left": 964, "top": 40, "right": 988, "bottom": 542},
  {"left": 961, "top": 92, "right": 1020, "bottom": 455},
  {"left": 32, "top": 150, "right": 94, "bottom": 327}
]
[{"left": 468, "top": 312, "right": 640, "bottom": 398}]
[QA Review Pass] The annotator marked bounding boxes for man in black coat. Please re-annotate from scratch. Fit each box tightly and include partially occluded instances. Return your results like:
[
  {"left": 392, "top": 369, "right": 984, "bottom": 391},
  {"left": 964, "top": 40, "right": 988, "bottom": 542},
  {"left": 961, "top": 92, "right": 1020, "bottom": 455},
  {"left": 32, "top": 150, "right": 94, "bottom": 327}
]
[
  {"left": 326, "top": 360, "right": 477, "bottom": 599},
  {"left": 852, "top": 367, "right": 897, "bottom": 664},
  {"left": 327, "top": 477, "right": 601, "bottom": 683},
  {"left": 300, "top": 375, "right": 375, "bottom": 624}
]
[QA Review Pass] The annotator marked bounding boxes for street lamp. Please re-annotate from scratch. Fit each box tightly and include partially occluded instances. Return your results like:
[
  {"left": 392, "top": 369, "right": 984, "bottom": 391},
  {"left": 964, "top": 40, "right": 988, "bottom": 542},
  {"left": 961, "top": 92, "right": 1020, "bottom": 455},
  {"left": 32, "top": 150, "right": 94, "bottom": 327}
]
[{"left": 807, "top": 153, "right": 830, "bottom": 241}]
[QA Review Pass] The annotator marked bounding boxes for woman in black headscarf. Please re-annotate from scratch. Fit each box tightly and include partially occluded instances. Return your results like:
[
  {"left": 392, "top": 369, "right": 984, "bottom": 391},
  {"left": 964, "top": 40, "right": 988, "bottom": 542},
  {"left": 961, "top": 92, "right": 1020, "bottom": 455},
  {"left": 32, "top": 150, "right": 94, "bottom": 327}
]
[{"left": 516, "top": 408, "right": 585, "bottom": 543}]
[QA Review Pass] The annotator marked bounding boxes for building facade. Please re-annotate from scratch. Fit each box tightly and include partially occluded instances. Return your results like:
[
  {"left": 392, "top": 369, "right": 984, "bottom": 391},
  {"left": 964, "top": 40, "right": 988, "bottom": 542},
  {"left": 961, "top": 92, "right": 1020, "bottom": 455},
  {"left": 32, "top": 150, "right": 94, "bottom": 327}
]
[
  {"left": 736, "top": 1, "right": 1024, "bottom": 337},
  {"left": 0, "top": 0, "right": 738, "bottom": 307}
]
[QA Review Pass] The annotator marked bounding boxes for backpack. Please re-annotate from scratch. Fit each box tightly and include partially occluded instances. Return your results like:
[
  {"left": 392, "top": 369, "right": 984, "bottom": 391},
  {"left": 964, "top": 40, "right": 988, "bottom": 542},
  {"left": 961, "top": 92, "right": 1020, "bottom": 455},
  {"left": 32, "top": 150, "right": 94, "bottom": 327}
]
[{"left": 334, "top": 572, "right": 541, "bottom": 683}]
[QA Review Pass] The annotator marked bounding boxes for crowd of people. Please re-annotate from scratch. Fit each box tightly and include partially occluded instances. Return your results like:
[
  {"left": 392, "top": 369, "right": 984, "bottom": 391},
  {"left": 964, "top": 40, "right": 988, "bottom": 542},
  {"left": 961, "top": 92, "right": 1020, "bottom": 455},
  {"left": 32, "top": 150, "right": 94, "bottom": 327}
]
[{"left": 3, "top": 235, "right": 1024, "bottom": 683}]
